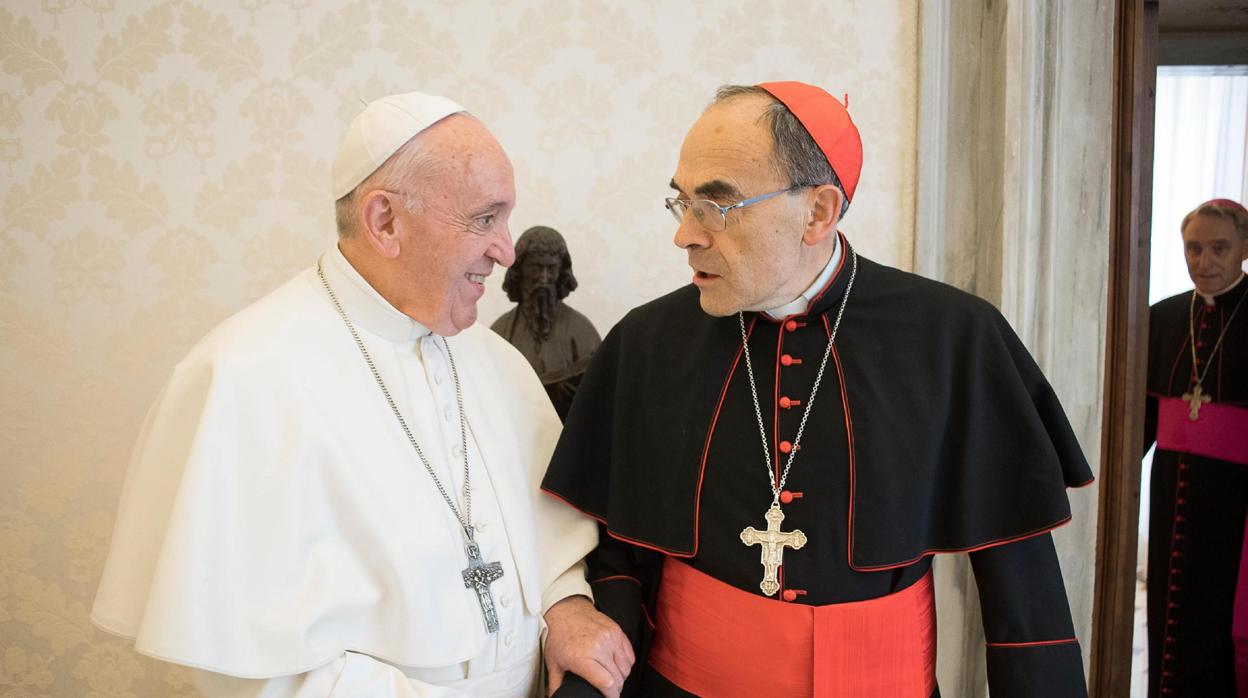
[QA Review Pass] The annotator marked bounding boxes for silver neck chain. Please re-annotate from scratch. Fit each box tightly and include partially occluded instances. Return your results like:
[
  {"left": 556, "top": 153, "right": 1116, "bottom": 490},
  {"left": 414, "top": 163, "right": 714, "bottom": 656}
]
[
  {"left": 317, "top": 264, "right": 476, "bottom": 539},
  {"left": 737, "top": 250, "right": 858, "bottom": 507}
]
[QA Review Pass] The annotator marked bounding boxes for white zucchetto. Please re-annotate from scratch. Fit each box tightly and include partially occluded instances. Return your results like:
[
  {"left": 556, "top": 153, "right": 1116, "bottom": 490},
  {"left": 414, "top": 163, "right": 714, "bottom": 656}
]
[{"left": 331, "top": 91, "right": 465, "bottom": 200}]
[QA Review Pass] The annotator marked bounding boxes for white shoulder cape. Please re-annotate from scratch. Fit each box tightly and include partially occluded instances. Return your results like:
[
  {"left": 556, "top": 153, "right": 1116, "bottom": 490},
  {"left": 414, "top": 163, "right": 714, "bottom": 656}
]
[{"left": 91, "top": 267, "right": 593, "bottom": 678}]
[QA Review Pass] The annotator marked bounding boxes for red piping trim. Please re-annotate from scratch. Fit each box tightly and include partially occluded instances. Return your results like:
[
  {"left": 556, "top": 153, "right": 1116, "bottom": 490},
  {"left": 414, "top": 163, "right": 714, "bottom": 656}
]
[
  {"left": 804, "top": 233, "right": 850, "bottom": 309},
  {"left": 689, "top": 318, "right": 756, "bottom": 557},
  {"left": 1071, "top": 476, "right": 1096, "bottom": 488},
  {"left": 588, "top": 575, "right": 657, "bottom": 629},
  {"left": 835, "top": 305, "right": 1092, "bottom": 568},
  {"left": 832, "top": 329, "right": 861, "bottom": 575},
  {"left": 541, "top": 320, "right": 754, "bottom": 560},
  {"left": 590, "top": 575, "right": 640, "bottom": 586},
  {"left": 588, "top": 575, "right": 657, "bottom": 628},
  {"left": 986, "top": 638, "right": 1079, "bottom": 649},
  {"left": 540, "top": 486, "right": 693, "bottom": 557},
  {"left": 773, "top": 321, "right": 785, "bottom": 594},
  {"left": 849, "top": 515, "right": 1075, "bottom": 572},
  {"left": 1218, "top": 306, "right": 1225, "bottom": 396},
  {"left": 1166, "top": 330, "right": 1185, "bottom": 395},
  {"left": 541, "top": 487, "right": 607, "bottom": 525},
  {"left": 773, "top": 320, "right": 784, "bottom": 485}
]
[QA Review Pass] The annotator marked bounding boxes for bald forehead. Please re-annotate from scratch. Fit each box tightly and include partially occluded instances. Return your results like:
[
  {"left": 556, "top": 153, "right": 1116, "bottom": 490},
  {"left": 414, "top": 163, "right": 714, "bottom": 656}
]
[
  {"left": 410, "top": 114, "right": 511, "bottom": 188},
  {"left": 419, "top": 114, "right": 503, "bottom": 159},
  {"left": 672, "top": 94, "right": 779, "bottom": 199}
]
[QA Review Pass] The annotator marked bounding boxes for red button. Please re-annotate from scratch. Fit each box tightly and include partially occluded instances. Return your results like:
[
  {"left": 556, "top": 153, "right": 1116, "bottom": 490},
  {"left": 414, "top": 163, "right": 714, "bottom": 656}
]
[
  {"left": 779, "top": 441, "right": 793, "bottom": 454},
  {"left": 785, "top": 320, "right": 799, "bottom": 332},
  {"left": 780, "top": 354, "right": 801, "bottom": 366},
  {"left": 782, "top": 590, "right": 798, "bottom": 602},
  {"left": 779, "top": 490, "right": 803, "bottom": 504},
  {"left": 780, "top": 396, "right": 792, "bottom": 409}
]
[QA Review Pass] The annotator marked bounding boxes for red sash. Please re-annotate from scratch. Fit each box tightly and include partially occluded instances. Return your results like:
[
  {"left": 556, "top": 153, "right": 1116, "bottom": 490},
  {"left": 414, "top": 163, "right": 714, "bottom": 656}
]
[
  {"left": 648, "top": 558, "right": 936, "bottom": 697},
  {"left": 1157, "top": 397, "right": 1248, "bottom": 696}
]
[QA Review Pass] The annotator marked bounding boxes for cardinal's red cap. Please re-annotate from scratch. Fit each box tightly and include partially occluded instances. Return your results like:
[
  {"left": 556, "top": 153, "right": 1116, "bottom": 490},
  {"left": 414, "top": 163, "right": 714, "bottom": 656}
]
[{"left": 757, "top": 81, "right": 863, "bottom": 202}]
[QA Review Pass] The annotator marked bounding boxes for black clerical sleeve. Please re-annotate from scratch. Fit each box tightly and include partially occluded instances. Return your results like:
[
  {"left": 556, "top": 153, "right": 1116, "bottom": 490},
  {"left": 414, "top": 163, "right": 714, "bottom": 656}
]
[
  {"left": 972, "top": 533, "right": 1087, "bottom": 697},
  {"left": 549, "top": 529, "right": 660, "bottom": 698}
]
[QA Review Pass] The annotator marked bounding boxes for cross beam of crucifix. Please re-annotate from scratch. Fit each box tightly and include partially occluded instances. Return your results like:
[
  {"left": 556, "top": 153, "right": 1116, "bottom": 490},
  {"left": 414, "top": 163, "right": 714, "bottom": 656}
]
[
  {"left": 741, "top": 504, "right": 807, "bottom": 597},
  {"left": 1182, "top": 384, "right": 1212, "bottom": 421},
  {"left": 462, "top": 540, "right": 505, "bottom": 633}
]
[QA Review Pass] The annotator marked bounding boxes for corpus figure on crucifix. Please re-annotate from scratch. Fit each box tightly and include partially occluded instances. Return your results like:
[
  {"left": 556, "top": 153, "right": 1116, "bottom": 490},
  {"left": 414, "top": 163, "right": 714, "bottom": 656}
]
[{"left": 1144, "top": 198, "right": 1248, "bottom": 698}]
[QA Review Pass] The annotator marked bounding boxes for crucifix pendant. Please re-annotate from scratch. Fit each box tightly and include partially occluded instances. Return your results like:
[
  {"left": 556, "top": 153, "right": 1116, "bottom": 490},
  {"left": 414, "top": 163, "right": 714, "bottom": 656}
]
[
  {"left": 462, "top": 538, "right": 505, "bottom": 633},
  {"left": 740, "top": 504, "right": 807, "bottom": 597},
  {"left": 1182, "top": 383, "right": 1212, "bottom": 421}
]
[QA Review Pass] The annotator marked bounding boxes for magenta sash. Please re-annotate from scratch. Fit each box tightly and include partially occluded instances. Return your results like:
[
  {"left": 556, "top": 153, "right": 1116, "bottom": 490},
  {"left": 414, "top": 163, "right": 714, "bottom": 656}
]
[
  {"left": 1156, "top": 398, "right": 1248, "bottom": 465},
  {"left": 1157, "top": 397, "right": 1248, "bottom": 696}
]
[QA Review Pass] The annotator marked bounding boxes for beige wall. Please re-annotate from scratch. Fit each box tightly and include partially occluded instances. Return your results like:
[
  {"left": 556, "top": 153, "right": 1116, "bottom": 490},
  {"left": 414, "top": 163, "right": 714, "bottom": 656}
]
[{"left": 0, "top": 1, "right": 918, "bottom": 694}]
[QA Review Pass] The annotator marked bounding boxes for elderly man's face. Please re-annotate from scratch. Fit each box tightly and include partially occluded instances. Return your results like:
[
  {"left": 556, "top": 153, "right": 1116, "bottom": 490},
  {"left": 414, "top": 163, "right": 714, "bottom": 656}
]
[
  {"left": 394, "top": 116, "right": 516, "bottom": 334},
  {"left": 670, "top": 96, "right": 809, "bottom": 316},
  {"left": 1183, "top": 213, "right": 1248, "bottom": 297}
]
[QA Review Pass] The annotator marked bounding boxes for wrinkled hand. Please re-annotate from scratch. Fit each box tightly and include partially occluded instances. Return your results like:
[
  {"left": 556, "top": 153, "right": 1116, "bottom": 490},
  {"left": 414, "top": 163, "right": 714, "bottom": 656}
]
[{"left": 544, "top": 595, "right": 634, "bottom": 698}]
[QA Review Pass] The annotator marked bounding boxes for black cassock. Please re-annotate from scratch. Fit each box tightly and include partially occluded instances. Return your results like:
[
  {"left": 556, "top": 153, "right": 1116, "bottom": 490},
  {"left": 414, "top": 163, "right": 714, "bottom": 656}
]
[
  {"left": 543, "top": 240, "right": 1093, "bottom": 697},
  {"left": 1145, "top": 274, "right": 1248, "bottom": 698}
]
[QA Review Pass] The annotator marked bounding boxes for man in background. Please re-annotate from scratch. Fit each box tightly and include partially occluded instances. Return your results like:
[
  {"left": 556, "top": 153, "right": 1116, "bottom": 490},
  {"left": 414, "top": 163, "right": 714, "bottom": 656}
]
[{"left": 1145, "top": 198, "right": 1248, "bottom": 697}]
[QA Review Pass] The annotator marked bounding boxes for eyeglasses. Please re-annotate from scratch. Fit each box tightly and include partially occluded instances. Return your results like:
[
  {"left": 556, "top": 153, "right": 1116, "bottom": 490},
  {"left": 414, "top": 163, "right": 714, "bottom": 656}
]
[{"left": 664, "top": 185, "right": 810, "bottom": 232}]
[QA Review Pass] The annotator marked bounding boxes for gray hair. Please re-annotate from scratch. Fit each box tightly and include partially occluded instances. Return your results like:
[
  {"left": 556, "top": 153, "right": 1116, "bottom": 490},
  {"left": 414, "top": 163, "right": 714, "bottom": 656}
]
[
  {"left": 334, "top": 130, "right": 437, "bottom": 238},
  {"left": 712, "top": 85, "right": 850, "bottom": 218},
  {"left": 1182, "top": 200, "right": 1248, "bottom": 241}
]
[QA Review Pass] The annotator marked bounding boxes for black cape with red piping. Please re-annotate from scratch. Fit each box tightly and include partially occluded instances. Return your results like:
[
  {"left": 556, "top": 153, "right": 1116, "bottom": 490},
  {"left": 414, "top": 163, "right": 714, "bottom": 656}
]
[{"left": 541, "top": 241, "right": 1093, "bottom": 581}]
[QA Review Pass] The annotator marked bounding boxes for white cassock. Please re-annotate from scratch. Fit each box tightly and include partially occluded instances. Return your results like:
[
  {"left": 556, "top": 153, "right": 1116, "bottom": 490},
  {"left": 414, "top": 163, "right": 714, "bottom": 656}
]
[{"left": 91, "top": 244, "right": 597, "bottom": 697}]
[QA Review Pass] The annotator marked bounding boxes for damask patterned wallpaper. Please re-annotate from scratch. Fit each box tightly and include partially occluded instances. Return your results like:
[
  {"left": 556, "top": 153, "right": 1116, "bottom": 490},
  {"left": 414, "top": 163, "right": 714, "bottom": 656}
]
[{"left": 0, "top": 1, "right": 918, "bottom": 695}]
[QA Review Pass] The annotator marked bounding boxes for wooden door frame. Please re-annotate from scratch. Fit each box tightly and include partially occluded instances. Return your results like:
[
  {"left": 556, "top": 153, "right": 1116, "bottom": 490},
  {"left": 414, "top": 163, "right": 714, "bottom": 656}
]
[{"left": 1088, "top": 1, "right": 1157, "bottom": 695}]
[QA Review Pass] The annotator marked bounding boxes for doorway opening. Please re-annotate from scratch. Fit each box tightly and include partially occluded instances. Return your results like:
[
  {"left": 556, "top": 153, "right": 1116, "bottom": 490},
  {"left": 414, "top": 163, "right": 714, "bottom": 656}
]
[{"left": 1130, "top": 65, "right": 1248, "bottom": 698}]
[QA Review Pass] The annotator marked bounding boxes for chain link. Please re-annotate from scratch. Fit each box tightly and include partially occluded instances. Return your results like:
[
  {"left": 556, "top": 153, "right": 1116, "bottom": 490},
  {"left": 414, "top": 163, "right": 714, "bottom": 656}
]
[
  {"left": 1187, "top": 285, "right": 1247, "bottom": 388},
  {"left": 318, "top": 264, "right": 475, "bottom": 537},
  {"left": 738, "top": 251, "right": 858, "bottom": 507}
]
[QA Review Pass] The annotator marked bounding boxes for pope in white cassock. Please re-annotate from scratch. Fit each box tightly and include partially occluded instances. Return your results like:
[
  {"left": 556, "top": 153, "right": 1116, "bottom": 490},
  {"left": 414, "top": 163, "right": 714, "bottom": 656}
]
[{"left": 90, "top": 92, "right": 634, "bottom": 697}]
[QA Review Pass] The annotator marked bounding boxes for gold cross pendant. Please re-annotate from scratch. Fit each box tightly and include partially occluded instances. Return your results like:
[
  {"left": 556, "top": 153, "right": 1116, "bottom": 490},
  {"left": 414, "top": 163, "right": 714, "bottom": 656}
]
[
  {"left": 741, "top": 504, "right": 807, "bottom": 597},
  {"left": 1182, "top": 383, "right": 1212, "bottom": 421}
]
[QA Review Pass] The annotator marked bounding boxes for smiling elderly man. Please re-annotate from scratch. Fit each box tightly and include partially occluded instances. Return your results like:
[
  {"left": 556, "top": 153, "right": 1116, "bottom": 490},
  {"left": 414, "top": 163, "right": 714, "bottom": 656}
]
[
  {"left": 541, "top": 82, "right": 1094, "bottom": 696},
  {"left": 91, "top": 91, "right": 628, "bottom": 698},
  {"left": 1143, "top": 199, "right": 1248, "bottom": 698}
]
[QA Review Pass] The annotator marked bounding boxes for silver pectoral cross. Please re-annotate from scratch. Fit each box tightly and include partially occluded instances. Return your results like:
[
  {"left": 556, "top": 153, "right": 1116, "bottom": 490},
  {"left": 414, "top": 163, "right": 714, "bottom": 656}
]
[
  {"left": 741, "top": 504, "right": 807, "bottom": 597},
  {"left": 462, "top": 538, "right": 505, "bottom": 633},
  {"left": 1182, "top": 383, "right": 1212, "bottom": 421}
]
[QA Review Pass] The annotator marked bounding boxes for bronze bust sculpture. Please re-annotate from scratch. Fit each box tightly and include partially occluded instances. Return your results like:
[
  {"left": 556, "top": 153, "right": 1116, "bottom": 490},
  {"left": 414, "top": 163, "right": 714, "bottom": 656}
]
[{"left": 491, "top": 226, "right": 601, "bottom": 419}]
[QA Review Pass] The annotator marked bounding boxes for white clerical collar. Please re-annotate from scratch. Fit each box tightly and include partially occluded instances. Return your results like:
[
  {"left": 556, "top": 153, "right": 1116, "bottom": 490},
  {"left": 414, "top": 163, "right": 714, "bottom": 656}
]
[
  {"left": 1198, "top": 272, "right": 1246, "bottom": 307},
  {"left": 764, "top": 234, "right": 843, "bottom": 319},
  {"left": 320, "top": 244, "right": 432, "bottom": 343}
]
